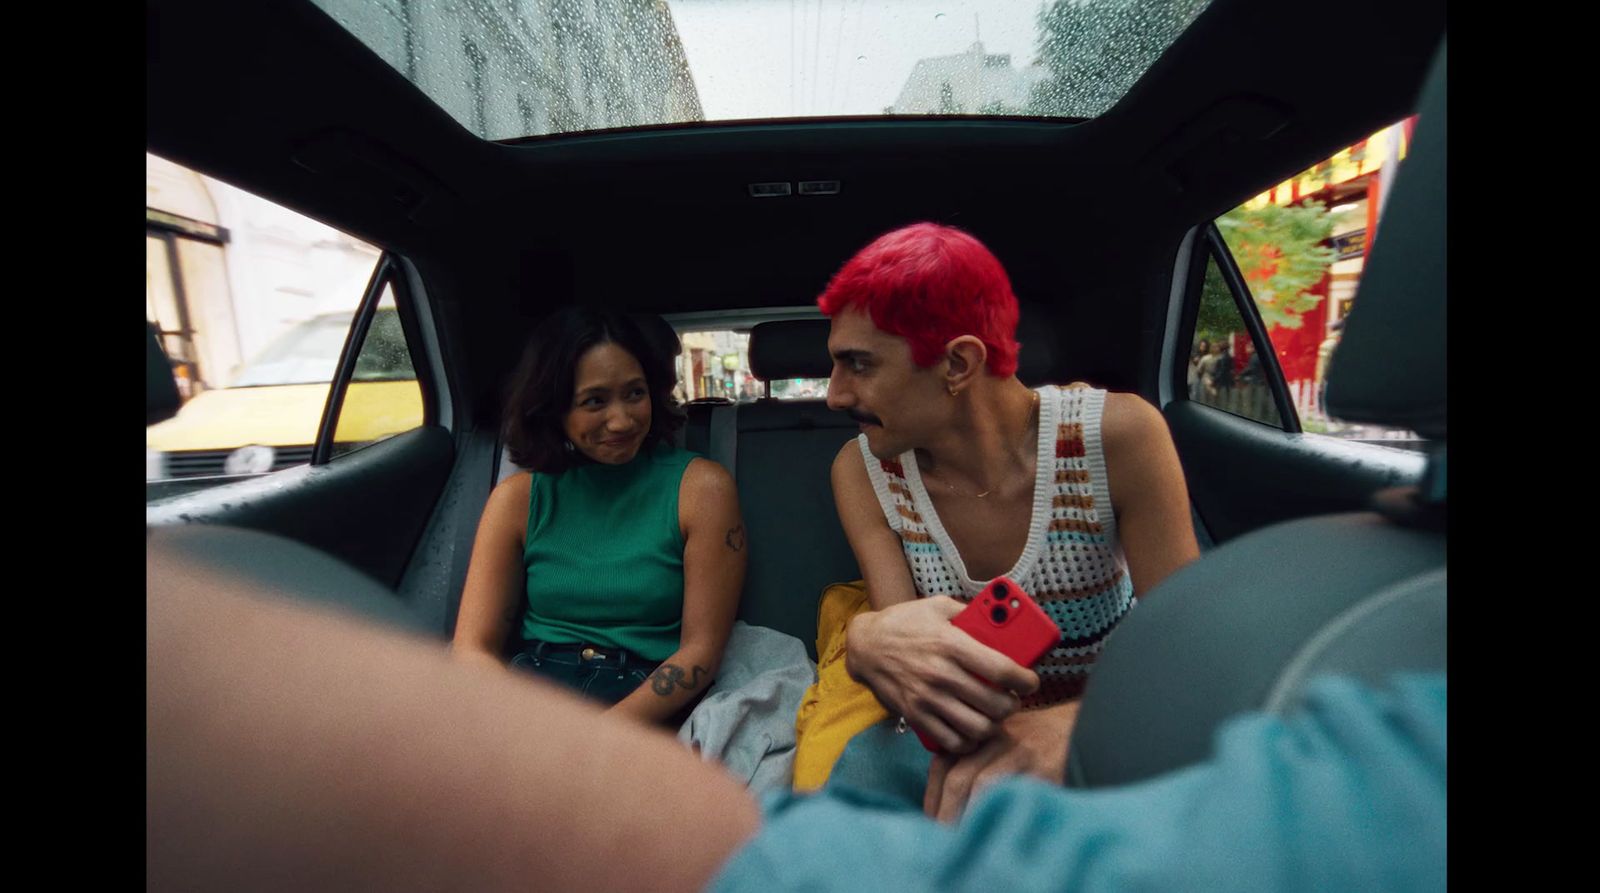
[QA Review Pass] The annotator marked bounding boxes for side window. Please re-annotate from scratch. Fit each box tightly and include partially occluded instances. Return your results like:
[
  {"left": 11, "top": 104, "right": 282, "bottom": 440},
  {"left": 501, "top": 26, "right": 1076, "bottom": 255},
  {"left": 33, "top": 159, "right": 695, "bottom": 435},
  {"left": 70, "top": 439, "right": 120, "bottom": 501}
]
[
  {"left": 1188, "top": 248, "right": 1283, "bottom": 427},
  {"left": 1203, "top": 117, "right": 1425, "bottom": 450},
  {"left": 675, "top": 329, "right": 829, "bottom": 402},
  {"left": 329, "top": 279, "right": 426, "bottom": 457},
  {"left": 145, "top": 153, "right": 382, "bottom": 488}
]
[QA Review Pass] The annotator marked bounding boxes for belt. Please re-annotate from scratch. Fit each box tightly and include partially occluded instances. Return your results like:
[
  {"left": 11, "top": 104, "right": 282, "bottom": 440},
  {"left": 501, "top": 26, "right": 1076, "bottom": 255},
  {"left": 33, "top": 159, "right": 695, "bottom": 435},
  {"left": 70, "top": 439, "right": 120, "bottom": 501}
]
[{"left": 516, "top": 639, "right": 647, "bottom": 667}]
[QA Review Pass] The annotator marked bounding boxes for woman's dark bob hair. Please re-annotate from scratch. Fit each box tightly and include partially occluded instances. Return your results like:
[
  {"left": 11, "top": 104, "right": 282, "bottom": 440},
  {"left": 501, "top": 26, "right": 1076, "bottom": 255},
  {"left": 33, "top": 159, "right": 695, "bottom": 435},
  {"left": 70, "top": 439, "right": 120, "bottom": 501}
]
[{"left": 502, "top": 307, "right": 684, "bottom": 474}]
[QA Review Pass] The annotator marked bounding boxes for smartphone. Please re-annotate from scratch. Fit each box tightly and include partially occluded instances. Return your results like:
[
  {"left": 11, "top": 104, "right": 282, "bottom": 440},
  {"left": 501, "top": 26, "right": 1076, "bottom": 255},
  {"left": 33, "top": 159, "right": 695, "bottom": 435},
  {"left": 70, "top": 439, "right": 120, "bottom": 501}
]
[{"left": 913, "top": 576, "right": 1062, "bottom": 753}]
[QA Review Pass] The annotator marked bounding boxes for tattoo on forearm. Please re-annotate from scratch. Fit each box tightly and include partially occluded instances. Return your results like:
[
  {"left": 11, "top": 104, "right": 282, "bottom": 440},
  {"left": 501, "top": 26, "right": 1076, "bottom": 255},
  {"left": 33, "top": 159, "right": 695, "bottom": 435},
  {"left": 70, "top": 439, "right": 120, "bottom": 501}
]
[
  {"left": 724, "top": 524, "right": 745, "bottom": 552},
  {"left": 649, "top": 663, "right": 708, "bottom": 696}
]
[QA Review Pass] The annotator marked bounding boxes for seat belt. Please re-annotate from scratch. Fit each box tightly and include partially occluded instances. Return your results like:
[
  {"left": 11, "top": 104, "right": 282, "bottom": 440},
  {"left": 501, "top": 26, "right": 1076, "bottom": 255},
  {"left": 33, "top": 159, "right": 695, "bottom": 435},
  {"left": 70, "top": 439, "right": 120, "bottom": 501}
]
[{"left": 707, "top": 404, "right": 738, "bottom": 479}]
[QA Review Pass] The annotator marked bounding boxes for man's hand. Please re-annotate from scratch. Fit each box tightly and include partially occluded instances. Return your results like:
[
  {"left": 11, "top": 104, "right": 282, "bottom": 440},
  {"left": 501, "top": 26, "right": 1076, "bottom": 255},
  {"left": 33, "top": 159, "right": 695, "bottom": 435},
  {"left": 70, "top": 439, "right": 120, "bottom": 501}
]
[
  {"left": 845, "top": 597, "right": 1039, "bottom": 753},
  {"left": 923, "top": 699, "right": 1081, "bottom": 823}
]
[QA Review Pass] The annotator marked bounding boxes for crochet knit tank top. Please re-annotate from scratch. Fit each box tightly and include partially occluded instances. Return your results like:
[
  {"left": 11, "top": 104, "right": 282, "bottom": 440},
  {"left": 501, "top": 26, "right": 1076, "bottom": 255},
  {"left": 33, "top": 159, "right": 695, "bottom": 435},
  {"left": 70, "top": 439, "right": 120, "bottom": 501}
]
[{"left": 859, "top": 385, "right": 1135, "bottom": 707}]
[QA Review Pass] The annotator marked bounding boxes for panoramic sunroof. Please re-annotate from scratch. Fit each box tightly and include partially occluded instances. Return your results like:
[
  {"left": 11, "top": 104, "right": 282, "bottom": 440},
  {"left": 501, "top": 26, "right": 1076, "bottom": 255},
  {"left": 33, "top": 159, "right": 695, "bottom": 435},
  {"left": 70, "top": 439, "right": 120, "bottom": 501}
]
[{"left": 310, "top": 0, "right": 1212, "bottom": 141}]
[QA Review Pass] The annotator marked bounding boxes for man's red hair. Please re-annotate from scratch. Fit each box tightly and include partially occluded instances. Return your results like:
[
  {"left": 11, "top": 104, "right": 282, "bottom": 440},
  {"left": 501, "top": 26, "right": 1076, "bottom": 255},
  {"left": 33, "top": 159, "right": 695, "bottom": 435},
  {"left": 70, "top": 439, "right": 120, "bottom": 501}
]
[{"left": 817, "top": 223, "right": 1020, "bottom": 376}]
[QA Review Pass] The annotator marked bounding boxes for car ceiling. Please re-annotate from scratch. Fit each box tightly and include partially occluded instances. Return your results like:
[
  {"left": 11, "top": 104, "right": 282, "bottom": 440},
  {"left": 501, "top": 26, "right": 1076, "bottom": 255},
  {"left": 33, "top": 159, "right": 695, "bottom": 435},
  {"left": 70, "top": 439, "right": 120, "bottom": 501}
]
[{"left": 147, "top": 0, "right": 1445, "bottom": 420}]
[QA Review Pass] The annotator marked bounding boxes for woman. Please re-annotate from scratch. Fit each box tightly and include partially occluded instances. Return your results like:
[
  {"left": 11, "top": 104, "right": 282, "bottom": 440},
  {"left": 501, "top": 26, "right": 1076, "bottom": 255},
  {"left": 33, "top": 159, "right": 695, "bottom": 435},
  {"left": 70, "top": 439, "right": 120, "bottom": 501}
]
[{"left": 451, "top": 307, "right": 745, "bottom": 726}]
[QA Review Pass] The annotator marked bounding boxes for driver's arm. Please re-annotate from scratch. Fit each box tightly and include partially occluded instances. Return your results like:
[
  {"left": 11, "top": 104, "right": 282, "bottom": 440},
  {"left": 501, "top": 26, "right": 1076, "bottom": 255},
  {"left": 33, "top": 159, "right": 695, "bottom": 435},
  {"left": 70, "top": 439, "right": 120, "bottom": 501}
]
[{"left": 148, "top": 538, "right": 759, "bottom": 893}]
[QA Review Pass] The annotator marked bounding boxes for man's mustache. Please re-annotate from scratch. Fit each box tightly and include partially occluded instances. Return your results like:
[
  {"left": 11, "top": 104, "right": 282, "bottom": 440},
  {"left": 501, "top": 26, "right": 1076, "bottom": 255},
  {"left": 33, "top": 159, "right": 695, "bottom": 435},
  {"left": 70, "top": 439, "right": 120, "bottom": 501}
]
[{"left": 846, "top": 409, "right": 883, "bottom": 427}]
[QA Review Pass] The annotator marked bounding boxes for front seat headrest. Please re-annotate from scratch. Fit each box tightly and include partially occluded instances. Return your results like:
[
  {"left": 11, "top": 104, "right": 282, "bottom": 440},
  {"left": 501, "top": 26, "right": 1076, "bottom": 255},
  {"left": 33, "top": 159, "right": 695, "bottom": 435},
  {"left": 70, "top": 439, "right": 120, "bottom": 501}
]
[
  {"left": 749, "top": 319, "right": 832, "bottom": 382},
  {"left": 753, "top": 311, "right": 1061, "bottom": 386},
  {"left": 1324, "top": 41, "right": 1446, "bottom": 440},
  {"left": 628, "top": 312, "right": 682, "bottom": 369},
  {"left": 1015, "top": 302, "right": 1060, "bottom": 387}
]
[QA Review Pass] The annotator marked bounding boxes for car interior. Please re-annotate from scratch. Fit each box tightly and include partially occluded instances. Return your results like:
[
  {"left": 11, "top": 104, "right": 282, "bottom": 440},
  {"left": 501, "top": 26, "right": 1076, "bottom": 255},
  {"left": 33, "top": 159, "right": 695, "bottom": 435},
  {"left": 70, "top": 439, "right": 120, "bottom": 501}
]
[{"left": 147, "top": 0, "right": 1445, "bottom": 793}]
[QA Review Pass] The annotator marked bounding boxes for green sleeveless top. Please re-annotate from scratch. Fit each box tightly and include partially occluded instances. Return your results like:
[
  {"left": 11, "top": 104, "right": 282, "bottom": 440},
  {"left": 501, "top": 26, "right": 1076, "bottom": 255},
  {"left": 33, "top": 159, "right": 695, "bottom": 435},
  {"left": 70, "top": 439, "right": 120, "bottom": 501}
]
[{"left": 521, "top": 442, "right": 698, "bottom": 662}]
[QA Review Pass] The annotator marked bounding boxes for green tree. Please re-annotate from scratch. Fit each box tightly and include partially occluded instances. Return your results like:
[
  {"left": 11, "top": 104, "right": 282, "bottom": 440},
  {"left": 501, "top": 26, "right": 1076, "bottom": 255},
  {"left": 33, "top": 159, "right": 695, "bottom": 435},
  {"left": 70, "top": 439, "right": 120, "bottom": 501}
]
[
  {"left": 1193, "top": 256, "right": 1239, "bottom": 346},
  {"left": 1215, "top": 201, "right": 1337, "bottom": 330}
]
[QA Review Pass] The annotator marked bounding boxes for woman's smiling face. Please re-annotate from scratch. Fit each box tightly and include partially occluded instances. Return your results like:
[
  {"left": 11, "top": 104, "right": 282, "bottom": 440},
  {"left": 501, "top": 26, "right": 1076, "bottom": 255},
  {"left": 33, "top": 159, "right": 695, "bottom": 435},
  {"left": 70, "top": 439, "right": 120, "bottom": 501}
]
[{"left": 563, "top": 341, "right": 653, "bottom": 465}]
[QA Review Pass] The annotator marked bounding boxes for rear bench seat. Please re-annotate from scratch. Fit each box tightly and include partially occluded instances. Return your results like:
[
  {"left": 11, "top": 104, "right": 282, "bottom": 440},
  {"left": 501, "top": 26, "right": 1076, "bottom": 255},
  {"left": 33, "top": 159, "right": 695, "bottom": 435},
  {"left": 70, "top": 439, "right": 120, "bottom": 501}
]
[{"left": 731, "top": 320, "right": 861, "bottom": 656}]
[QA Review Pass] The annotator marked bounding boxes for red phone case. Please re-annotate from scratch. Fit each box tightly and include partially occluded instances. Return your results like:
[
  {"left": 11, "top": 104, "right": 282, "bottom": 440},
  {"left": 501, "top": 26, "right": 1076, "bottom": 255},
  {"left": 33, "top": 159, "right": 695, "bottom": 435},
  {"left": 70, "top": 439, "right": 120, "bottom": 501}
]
[{"left": 913, "top": 576, "right": 1062, "bottom": 752}]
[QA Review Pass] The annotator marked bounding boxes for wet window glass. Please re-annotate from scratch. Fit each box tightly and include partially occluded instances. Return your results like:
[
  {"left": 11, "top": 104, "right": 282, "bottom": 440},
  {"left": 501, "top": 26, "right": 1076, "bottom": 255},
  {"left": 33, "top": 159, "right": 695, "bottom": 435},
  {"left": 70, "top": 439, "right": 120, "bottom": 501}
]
[
  {"left": 1197, "top": 118, "right": 1425, "bottom": 451},
  {"left": 1188, "top": 253, "right": 1281, "bottom": 427},
  {"left": 146, "top": 153, "right": 383, "bottom": 485},
  {"left": 332, "top": 284, "right": 426, "bottom": 457},
  {"left": 310, "top": 0, "right": 1213, "bottom": 140},
  {"left": 674, "top": 329, "right": 827, "bottom": 403}
]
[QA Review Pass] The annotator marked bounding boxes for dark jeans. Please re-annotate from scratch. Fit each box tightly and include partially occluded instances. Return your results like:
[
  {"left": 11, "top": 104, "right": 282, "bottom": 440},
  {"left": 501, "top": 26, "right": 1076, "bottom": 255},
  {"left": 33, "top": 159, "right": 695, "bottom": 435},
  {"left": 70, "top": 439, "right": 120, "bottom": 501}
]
[
  {"left": 509, "top": 640, "right": 656, "bottom": 706},
  {"left": 508, "top": 639, "right": 712, "bottom": 726}
]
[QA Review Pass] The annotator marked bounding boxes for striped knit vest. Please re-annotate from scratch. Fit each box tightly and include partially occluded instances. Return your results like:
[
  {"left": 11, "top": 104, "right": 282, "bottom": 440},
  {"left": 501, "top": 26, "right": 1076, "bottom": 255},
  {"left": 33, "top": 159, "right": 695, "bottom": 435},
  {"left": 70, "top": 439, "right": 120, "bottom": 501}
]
[{"left": 860, "top": 385, "right": 1134, "bottom": 708}]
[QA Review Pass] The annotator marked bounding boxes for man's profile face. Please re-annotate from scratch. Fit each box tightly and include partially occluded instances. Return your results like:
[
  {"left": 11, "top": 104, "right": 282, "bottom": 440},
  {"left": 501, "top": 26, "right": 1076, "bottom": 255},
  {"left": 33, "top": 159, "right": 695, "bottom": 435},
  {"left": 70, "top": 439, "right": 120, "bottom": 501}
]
[{"left": 824, "top": 307, "right": 945, "bottom": 459}]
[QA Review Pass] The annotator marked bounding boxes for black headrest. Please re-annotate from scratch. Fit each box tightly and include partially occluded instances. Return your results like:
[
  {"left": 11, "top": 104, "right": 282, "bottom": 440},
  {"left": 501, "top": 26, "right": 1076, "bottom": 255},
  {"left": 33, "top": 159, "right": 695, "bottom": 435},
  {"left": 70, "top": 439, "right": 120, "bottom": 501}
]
[
  {"left": 1015, "top": 303, "right": 1060, "bottom": 387},
  {"left": 147, "top": 322, "right": 181, "bottom": 425},
  {"left": 749, "top": 319, "right": 833, "bottom": 381},
  {"left": 1324, "top": 42, "right": 1446, "bottom": 439},
  {"left": 750, "top": 311, "right": 1059, "bottom": 384}
]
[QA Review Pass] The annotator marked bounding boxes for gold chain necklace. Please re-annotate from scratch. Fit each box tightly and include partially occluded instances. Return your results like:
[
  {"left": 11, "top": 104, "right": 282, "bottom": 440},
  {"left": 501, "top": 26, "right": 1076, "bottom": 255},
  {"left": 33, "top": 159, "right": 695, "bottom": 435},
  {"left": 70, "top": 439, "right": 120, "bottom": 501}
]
[{"left": 934, "top": 390, "right": 1040, "bottom": 499}]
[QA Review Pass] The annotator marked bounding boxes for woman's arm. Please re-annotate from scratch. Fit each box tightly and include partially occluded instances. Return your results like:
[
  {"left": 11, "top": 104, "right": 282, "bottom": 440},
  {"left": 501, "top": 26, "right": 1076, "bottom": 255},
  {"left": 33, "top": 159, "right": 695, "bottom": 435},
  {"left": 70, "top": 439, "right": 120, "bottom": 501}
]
[
  {"left": 609, "top": 458, "right": 746, "bottom": 725},
  {"left": 449, "top": 472, "right": 533, "bottom": 671}
]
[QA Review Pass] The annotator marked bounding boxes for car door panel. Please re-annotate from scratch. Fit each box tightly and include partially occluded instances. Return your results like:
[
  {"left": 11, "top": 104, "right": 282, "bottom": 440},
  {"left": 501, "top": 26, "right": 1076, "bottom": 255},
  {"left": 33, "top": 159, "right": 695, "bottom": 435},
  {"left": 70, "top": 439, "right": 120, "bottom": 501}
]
[
  {"left": 146, "top": 425, "right": 454, "bottom": 588},
  {"left": 1166, "top": 401, "right": 1425, "bottom": 545},
  {"left": 147, "top": 253, "right": 454, "bottom": 591},
  {"left": 1164, "top": 225, "right": 1428, "bottom": 545}
]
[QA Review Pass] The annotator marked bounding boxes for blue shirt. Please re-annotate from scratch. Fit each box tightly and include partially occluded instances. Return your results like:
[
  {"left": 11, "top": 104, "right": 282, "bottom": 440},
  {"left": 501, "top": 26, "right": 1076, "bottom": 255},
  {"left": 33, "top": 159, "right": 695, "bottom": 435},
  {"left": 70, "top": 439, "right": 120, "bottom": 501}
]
[{"left": 712, "top": 674, "right": 1446, "bottom": 891}]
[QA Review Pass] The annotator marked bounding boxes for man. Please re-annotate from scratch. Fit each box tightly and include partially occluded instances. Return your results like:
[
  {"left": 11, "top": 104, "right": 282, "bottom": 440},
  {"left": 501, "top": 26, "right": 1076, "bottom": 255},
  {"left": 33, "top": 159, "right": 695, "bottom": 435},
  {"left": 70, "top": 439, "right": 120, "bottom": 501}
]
[{"left": 818, "top": 223, "right": 1200, "bottom": 817}]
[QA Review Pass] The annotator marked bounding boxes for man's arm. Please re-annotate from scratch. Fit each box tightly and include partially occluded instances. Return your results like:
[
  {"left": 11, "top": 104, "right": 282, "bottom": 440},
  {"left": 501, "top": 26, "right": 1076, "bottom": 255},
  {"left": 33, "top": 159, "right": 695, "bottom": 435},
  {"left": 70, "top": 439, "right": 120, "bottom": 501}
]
[
  {"left": 1101, "top": 393, "right": 1201, "bottom": 597},
  {"left": 718, "top": 675, "right": 1446, "bottom": 891},
  {"left": 829, "top": 442, "right": 918, "bottom": 611},
  {"left": 923, "top": 392, "right": 1201, "bottom": 818},
  {"left": 829, "top": 443, "right": 1036, "bottom": 753},
  {"left": 923, "top": 699, "right": 1080, "bottom": 821}
]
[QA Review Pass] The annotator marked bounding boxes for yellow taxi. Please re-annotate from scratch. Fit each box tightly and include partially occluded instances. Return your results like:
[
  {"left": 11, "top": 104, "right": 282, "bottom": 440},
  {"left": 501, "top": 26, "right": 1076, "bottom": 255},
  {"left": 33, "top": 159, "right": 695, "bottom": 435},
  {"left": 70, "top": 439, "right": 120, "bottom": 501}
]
[{"left": 147, "top": 308, "right": 423, "bottom": 479}]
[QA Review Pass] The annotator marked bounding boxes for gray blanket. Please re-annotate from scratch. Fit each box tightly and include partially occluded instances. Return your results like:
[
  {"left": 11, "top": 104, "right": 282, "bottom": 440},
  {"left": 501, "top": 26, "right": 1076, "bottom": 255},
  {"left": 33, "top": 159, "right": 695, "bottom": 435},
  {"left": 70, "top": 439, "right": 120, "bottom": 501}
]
[{"left": 676, "top": 621, "right": 817, "bottom": 796}]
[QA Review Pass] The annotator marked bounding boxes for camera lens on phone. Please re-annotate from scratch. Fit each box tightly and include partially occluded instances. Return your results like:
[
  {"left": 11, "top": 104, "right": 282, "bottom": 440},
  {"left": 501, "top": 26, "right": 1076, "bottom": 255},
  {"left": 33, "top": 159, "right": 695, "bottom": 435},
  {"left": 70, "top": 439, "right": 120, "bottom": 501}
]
[
  {"left": 990, "top": 605, "right": 1008, "bottom": 624},
  {"left": 993, "top": 582, "right": 1009, "bottom": 597}
]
